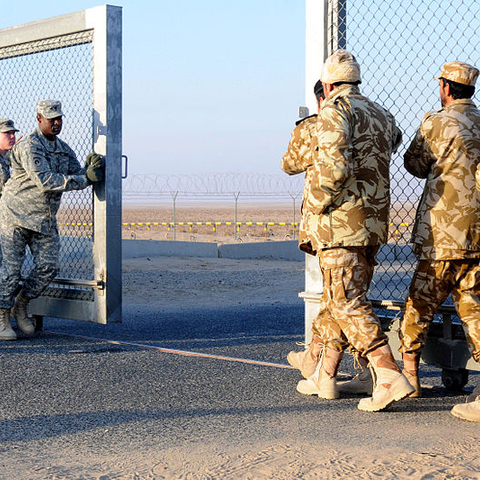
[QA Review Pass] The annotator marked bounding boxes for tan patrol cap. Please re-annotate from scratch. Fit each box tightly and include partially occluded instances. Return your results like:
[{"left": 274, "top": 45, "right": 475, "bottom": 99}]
[
  {"left": 437, "top": 61, "right": 479, "bottom": 86},
  {"left": 0, "top": 118, "right": 18, "bottom": 133},
  {"left": 320, "top": 49, "right": 361, "bottom": 84},
  {"left": 37, "top": 99, "right": 64, "bottom": 119}
]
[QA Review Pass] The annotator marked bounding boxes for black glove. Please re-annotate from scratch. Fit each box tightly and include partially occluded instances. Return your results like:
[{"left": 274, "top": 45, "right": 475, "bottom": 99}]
[
  {"left": 86, "top": 165, "right": 104, "bottom": 183},
  {"left": 85, "top": 152, "right": 104, "bottom": 169},
  {"left": 85, "top": 153, "right": 105, "bottom": 183}
]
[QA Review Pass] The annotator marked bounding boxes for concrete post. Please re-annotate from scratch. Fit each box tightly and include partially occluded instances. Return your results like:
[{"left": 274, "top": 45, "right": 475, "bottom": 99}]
[{"left": 302, "top": 0, "right": 329, "bottom": 343}]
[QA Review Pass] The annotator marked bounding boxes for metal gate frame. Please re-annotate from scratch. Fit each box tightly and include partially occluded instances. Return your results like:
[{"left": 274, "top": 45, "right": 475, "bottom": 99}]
[
  {"left": 300, "top": 0, "right": 479, "bottom": 384},
  {"left": 0, "top": 5, "right": 122, "bottom": 324},
  {"left": 302, "top": 0, "right": 343, "bottom": 345}
]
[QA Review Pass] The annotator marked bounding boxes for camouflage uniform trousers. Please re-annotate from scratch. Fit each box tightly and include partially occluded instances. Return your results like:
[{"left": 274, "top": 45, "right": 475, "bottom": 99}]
[
  {"left": 0, "top": 224, "right": 59, "bottom": 308},
  {"left": 314, "top": 246, "right": 388, "bottom": 355},
  {"left": 400, "top": 259, "right": 480, "bottom": 363}
]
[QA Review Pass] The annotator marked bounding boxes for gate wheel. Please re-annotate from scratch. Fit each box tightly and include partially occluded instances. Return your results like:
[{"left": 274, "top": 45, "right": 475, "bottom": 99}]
[
  {"left": 441, "top": 368, "right": 469, "bottom": 391},
  {"left": 33, "top": 315, "right": 43, "bottom": 332}
]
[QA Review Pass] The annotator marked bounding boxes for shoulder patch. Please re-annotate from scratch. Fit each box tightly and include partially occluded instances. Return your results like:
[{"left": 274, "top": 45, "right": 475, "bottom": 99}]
[
  {"left": 333, "top": 96, "right": 349, "bottom": 108},
  {"left": 295, "top": 113, "right": 317, "bottom": 126},
  {"left": 422, "top": 109, "right": 442, "bottom": 122}
]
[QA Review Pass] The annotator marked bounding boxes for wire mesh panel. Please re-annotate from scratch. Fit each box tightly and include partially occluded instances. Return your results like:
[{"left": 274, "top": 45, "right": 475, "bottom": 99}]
[
  {"left": 328, "top": 0, "right": 480, "bottom": 304},
  {"left": 0, "top": 6, "right": 122, "bottom": 323},
  {"left": 0, "top": 37, "right": 94, "bottom": 281}
]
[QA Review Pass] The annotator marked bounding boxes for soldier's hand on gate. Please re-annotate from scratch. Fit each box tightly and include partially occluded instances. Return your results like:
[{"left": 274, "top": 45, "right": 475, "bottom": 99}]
[
  {"left": 86, "top": 164, "right": 104, "bottom": 183},
  {"left": 85, "top": 152, "right": 104, "bottom": 168},
  {"left": 85, "top": 153, "right": 105, "bottom": 183}
]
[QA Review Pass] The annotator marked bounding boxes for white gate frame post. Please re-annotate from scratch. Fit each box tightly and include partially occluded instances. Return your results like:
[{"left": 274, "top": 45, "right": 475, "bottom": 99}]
[
  {"left": 87, "top": 5, "right": 123, "bottom": 324},
  {"left": 301, "top": 0, "right": 328, "bottom": 344}
]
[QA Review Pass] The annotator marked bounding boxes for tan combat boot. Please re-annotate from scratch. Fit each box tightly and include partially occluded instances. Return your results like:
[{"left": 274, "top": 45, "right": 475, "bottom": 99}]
[
  {"left": 337, "top": 354, "right": 373, "bottom": 395},
  {"left": 451, "top": 396, "right": 480, "bottom": 422},
  {"left": 466, "top": 384, "right": 480, "bottom": 403},
  {"left": 358, "top": 344, "right": 414, "bottom": 412},
  {"left": 402, "top": 351, "right": 422, "bottom": 397},
  {"left": 0, "top": 308, "right": 16, "bottom": 341},
  {"left": 287, "top": 335, "right": 322, "bottom": 379},
  {"left": 296, "top": 347, "right": 343, "bottom": 399},
  {"left": 12, "top": 290, "right": 35, "bottom": 335}
]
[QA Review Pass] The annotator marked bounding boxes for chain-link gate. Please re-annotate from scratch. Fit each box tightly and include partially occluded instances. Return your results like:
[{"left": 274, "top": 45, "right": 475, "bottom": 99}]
[
  {"left": 0, "top": 6, "right": 122, "bottom": 324},
  {"left": 302, "top": 0, "right": 480, "bottom": 384},
  {"left": 339, "top": 0, "right": 480, "bottom": 308}
]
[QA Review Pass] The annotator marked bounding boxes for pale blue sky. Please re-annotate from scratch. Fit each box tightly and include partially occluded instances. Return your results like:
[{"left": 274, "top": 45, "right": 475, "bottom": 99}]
[{"left": 1, "top": 1, "right": 305, "bottom": 175}]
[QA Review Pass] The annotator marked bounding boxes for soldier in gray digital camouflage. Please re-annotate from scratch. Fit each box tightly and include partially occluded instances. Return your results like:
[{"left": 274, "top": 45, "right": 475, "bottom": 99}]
[
  {"left": 290, "top": 49, "right": 412, "bottom": 412},
  {"left": 0, "top": 100, "right": 105, "bottom": 341},
  {"left": 281, "top": 81, "right": 373, "bottom": 396},
  {"left": 399, "top": 61, "right": 480, "bottom": 422},
  {"left": 0, "top": 119, "right": 18, "bottom": 198},
  {"left": 0, "top": 119, "right": 19, "bottom": 267}
]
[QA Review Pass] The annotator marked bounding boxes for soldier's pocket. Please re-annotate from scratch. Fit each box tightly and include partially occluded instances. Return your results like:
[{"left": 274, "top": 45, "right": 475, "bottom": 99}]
[
  {"left": 409, "top": 260, "right": 446, "bottom": 299},
  {"left": 56, "top": 153, "right": 71, "bottom": 174},
  {"left": 322, "top": 251, "right": 359, "bottom": 302},
  {"left": 461, "top": 262, "right": 480, "bottom": 292}
]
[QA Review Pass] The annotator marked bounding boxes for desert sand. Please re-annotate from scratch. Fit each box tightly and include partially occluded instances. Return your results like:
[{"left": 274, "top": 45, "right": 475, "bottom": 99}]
[{"left": 119, "top": 203, "right": 414, "bottom": 245}]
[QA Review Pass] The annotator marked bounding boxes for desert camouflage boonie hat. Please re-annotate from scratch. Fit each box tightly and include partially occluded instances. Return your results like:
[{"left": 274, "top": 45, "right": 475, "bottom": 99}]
[
  {"left": 37, "top": 100, "right": 64, "bottom": 119},
  {"left": 321, "top": 49, "right": 361, "bottom": 84},
  {"left": 436, "top": 61, "right": 479, "bottom": 86},
  {"left": 0, "top": 118, "right": 18, "bottom": 133}
]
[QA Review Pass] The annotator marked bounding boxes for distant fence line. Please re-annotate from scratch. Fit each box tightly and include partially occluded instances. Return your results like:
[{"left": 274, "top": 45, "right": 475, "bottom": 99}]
[
  {"left": 122, "top": 173, "right": 307, "bottom": 240},
  {"left": 120, "top": 173, "right": 418, "bottom": 240},
  {"left": 122, "top": 173, "right": 416, "bottom": 203},
  {"left": 122, "top": 173, "right": 304, "bottom": 201}
]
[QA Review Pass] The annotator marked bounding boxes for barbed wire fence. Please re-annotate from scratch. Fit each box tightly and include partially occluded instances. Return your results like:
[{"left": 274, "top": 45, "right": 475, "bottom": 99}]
[
  {"left": 122, "top": 173, "right": 306, "bottom": 240},
  {"left": 121, "top": 172, "right": 418, "bottom": 243}
]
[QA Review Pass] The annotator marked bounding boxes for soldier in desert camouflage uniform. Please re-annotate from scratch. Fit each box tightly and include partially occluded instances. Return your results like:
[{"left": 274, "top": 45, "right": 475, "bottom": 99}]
[
  {"left": 281, "top": 81, "right": 322, "bottom": 258},
  {"left": 0, "top": 100, "right": 105, "bottom": 341},
  {"left": 293, "top": 50, "right": 412, "bottom": 412},
  {"left": 398, "top": 61, "right": 480, "bottom": 422},
  {"left": 281, "top": 81, "right": 329, "bottom": 379},
  {"left": 281, "top": 82, "right": 373, "bottom": 396}
]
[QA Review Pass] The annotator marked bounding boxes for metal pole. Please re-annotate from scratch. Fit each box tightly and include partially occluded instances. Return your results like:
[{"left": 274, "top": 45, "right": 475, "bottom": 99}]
[
  {"left": 292, "top": 196, "right": 296, "bottom": 240},
  {"left": 330, "top": 0, "right": 347, "bottom": 53},
  {"left": 91, "top": 5, "right": 123, "bottom": 324},
  {"left": 290, "top": 191, "right": 301, "bottom": 241},
  {"left": 305, "top": 0, "right": 328, "bottom": 110},
  {"left": 233, "top": 191, "right": 240, "bottom": 240},
  {"left": 171, "top": 190, "right": 178, "bottom": 241}
]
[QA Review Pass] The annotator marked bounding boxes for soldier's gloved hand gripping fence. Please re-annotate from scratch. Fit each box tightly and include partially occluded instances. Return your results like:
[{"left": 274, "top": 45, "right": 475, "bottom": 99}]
[{"left": 85, "top": 152, "right": 105, "bottom": 183}]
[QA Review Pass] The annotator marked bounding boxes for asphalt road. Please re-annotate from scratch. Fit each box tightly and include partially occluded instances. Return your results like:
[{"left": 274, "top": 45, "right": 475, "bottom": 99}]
[{"left": 1, "top": 258, "right": 479, "bottom": 479}]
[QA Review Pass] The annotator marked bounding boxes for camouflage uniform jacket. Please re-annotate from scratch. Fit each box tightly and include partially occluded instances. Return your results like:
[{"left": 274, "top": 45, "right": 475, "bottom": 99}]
[
  {"left": 281, "top": 114, "right": 318, "bottom": 255},
  {"left": 0, "top": 151, "right": 10, "bottom": 197},
  {"left": 304, "top": 84, "right": 401, "bottom": 251},
  {"left": 405, "top": 99, "right": 480, "bottom": 260},
  {"left": 1, "top": 127, "right": 89, "bottom": 234}
]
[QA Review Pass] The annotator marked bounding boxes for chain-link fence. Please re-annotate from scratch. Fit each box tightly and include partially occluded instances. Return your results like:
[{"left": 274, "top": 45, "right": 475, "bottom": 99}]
[
  {"left": 122, "top": 173, "right": 304, "bottom": 241},
  {"left": 327, "top": 0, "right": 480, "bottom": 305},
  {"left": 0, "top": 33, "right": 94, "bottom": 281}
]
